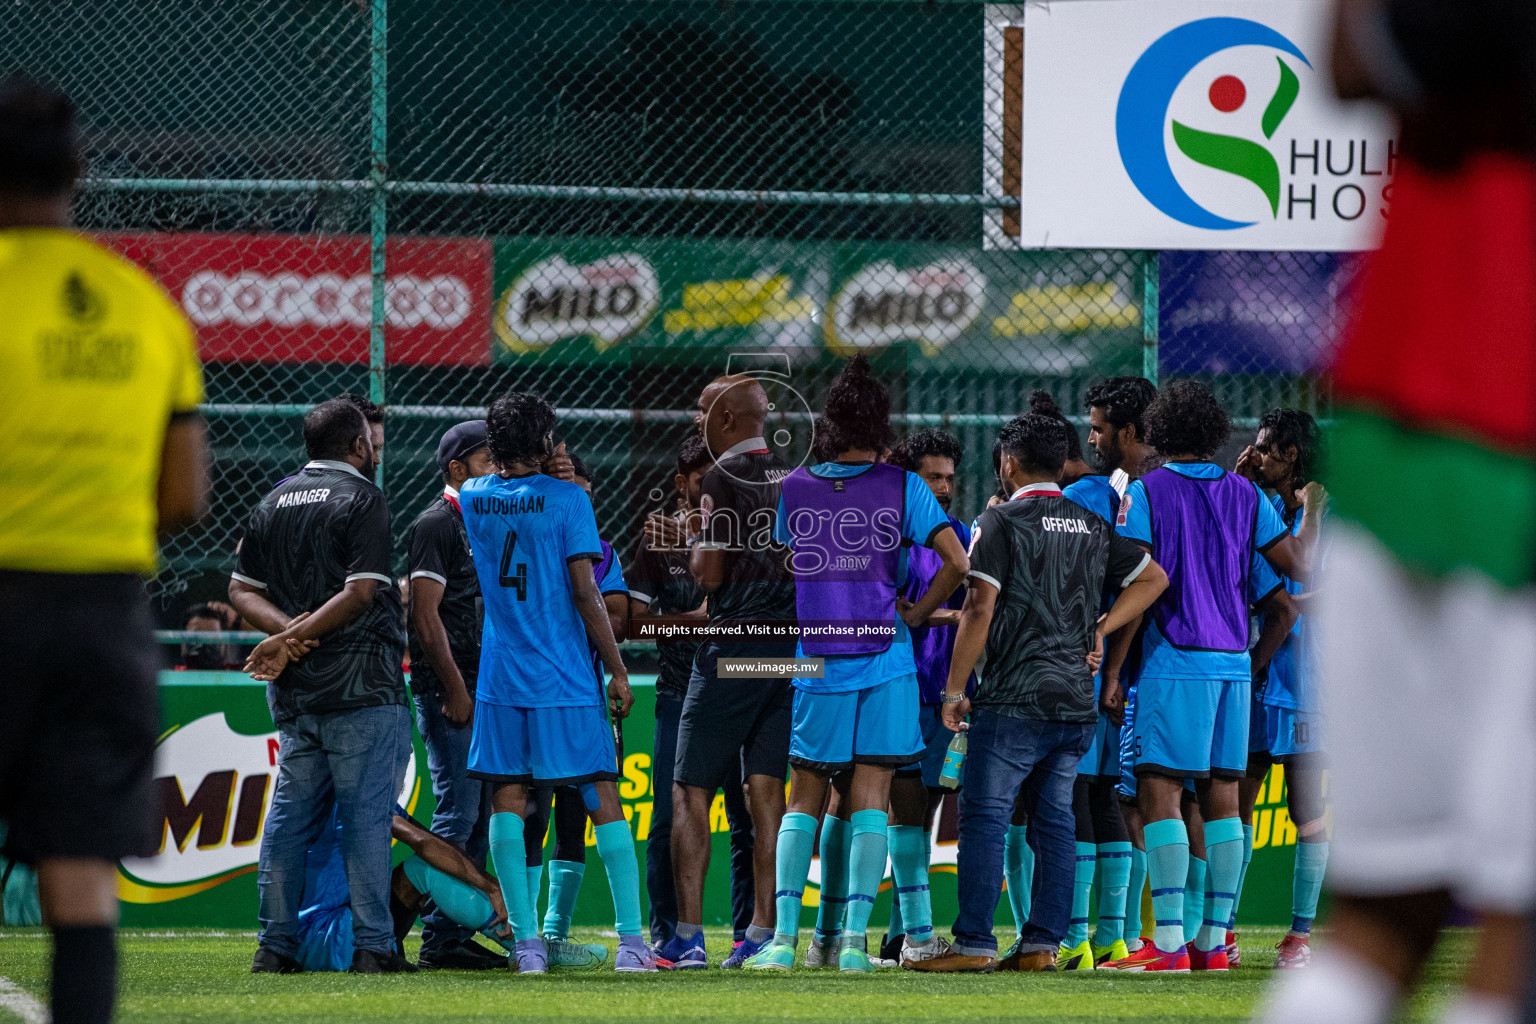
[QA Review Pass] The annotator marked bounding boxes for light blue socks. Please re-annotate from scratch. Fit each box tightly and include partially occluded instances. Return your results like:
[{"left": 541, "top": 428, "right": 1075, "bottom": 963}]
[
  {"left": 813, "top": 815, "right": 849, "bottom": 946},
  {"left": 1292, "top": 840, "right": 1329, "bottom": 934},
  {"left": 542, "top": 859, "right": 585, "bottom": 939},
  {"left": 1095, "top": 842, "right": 1134, "bottom": 947},
  {"left": 1004, "top": 823, "right": 1034, "bottom": 931},
  {"left": 1066, "top": 841, "right": 1097, "bottom": 946},
  {"left": 887, "top": 824, "right": 932, "bottom": 943},
  {"left": 843, "top": 810, "right": 889, "bottom": 952},
  {"left": 1230, "top": 823, "right": 1254, "bottom": 930},
  {"left": 488, "top": 812, "right": 538, "bottom": 940},
  {"left": 1144, "top": 818, "right": 1190, "bottom": 954},
  {"left": 593, "top": 821, "right": 642, "bottom": 937},
  {"left": 1198, "top": 817, "right": 1244, "bottom": 953},
  {"left": 1182, "top": 857, "right": 1206, "bottom": 946},
  {"left": 774, "top": 812, "right": 819, "bottom": 947},
  {"left": 1126, "top": 845, "right": 1147, "bottom": 940},
  {"left": 525, "top": 863, "right": 545, "bottom": 925}
]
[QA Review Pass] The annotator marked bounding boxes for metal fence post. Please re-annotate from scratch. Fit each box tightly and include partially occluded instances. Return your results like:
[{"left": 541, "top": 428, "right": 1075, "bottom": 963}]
[
  {"left": 369, "top": 0, "right": 388, "bottom": 488},
  {"left": 1142, "top": 249, "right": 1160, "bottom": 385}
]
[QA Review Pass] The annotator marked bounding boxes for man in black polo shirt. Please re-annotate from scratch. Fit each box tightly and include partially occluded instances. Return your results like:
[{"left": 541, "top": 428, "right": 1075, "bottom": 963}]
[
  {"left": 630, "top": 433, "right": 756, "bottom": 952},
  {"left": 660, "top": 374, "right": 796, "bottom": 969},
  {"left": 404, "top": 420, "right": 504, "bottom": 970},
  {"left": 910, "top": 413, "right": 1167, "bottom": 974},
  {"left": 229, "top": 398, "right": 413, "bottom": 974}
]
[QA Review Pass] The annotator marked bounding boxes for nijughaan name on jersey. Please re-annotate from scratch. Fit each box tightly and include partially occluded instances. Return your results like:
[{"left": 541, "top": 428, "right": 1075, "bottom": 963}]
[
  {"left": 471, "top": 494, "right": 547, "bottom": 516},
  {"left": 276, "top": 488, "right": 332, "bottom": 509},
  {"left": 1040, "top": 516, "right": 1091, "bottom": 534}
]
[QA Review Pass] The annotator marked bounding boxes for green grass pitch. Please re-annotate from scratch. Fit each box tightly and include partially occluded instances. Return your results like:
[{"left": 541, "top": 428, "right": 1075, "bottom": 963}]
[{"left": 0, "top": 927, "right": 1472, "bottom": 1023}]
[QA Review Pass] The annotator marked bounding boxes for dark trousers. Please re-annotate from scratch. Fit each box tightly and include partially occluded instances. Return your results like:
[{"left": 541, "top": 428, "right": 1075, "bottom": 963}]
[
  {"left": 647, "top": 693, "right": 756, "bottom": 943},
  {"left": 952, "top": 711, "right": 1093, "bottom": 957},
  {"left": 412, "top": 690, "right": 492, "bottom": 953}
]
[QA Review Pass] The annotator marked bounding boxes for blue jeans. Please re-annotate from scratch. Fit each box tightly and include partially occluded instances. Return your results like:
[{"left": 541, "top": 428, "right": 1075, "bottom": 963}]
[
  {"left": 257, "top": 704, "right": 411, "bottom": 958},
  {"left": 952, "top": 711, "right": 1093, "bottom": 957},
  {"left": 647, "top": 693, "right": 756, "bottom": 944},
  {"left": 413, "top": 689, "right": 492, "bottom": 953}
]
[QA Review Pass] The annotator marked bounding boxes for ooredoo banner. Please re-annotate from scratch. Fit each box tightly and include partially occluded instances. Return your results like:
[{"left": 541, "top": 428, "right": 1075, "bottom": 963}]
[
  {"left": 985, "top": 0, "right": 1398, "bottom": 250},
  {"left": 100, "top": 233, "right": 493, "bottom": 365}
]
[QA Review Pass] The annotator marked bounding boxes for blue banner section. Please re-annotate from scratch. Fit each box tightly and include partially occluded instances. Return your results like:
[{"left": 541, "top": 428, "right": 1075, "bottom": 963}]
[{"left": 1160, "top": 251, "right": 1363, "bottom": 374}]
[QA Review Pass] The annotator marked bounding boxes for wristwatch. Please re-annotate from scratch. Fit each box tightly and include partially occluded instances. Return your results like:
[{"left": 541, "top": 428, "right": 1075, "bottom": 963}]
[{"left": 940, "top": 693, "right": 967, "bottom": 704}]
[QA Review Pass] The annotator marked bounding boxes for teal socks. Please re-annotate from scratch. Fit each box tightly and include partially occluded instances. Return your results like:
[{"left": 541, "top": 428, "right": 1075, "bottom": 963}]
[
  {"left": 1126, "top": 845, "right": 1147, "bottom": 939},
  {"left": 400, "top": 855, "right": 497, "bottom": 933},
  {"left": 593, "top": 821, "right": 642, "bottom": 937},
  {"left": 525, "top": 863, "right": 545, "bottom": 924},
  {"left": 1292, "top": 840, "right": 1329, "bottom": 933},
  {"left": 843, "top": 810, "right": 890, "bottom": 952},
  {"left": 1198, "top": 817, "right": 1244, "bottom": 953},
  {"left": 774, "top": 812, "right": 819, "bottom": 946},
  {"left": 1066, "top": 841, "right": 1097, "bottom": 946},
  {"left": 1004, "top": 823, "right": 1034, "bottom": 931},
  {"left": 1095, "top": 842, "right": 1133, "bottom": 946},
  {"left": 1182, "top": 857, "right": 1206, "bottom": 946},
  {"left": 542, "top": 859, "right": 585, "bottom": 939},
  {"left": 887, "top": 825, "right": 932, "bottom": 942},
  {"left": 1144, "top": 818, "right": 1190, "bottom": 954},
  {"left": 1230, "top": 823, "right": 1254, "bottom": 930},
  {"left": 814, "top": 815, "right": 850, "bottom": 945},
  {"left": 488, "top": 812, "right": 538, "bottom": 940}
]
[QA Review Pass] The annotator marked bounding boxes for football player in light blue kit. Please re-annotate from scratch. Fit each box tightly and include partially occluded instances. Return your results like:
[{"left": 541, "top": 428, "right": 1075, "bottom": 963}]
[
  {"left": 1231, "top": 410, "right": 1330, "bottom": 971},
  {"left": 1105, "top": 381, "right": 1304, "bottom": 974},
  {"left": 460, "top": 391, "right": 655, "bottom": 974},
  {"left": 745, "top": 357, "right": 969, "bottom": 973}
]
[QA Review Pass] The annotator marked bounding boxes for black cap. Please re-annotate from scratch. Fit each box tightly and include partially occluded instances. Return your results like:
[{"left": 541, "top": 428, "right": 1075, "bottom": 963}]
[{"left": 437, "top": 420, "right": 489, "bottom": 474}]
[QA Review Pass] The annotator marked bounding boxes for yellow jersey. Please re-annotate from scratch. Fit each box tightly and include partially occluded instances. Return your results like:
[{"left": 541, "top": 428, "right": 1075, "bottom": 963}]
[{"left": 0, "top": 228, "right": 204, "bottom": 574}]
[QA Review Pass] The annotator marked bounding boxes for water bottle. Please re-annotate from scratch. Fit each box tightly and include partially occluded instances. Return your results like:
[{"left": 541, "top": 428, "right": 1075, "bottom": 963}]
[{"left": 938, "top": 731, "right": 967, "bottom": 789}]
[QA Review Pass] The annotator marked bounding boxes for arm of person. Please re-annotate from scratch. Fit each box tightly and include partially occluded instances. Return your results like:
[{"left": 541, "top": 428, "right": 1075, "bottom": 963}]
[
  {"left": 410, "top": 578, "right": 473, "bottom": 727},
  {"left": 391, "top": 812, "right": 508, "bottom": 937},
  {"left": 1255, "top": 491, "right": 1311, "bottom": 584},
  {"left": 1296, "top": 481, "right": 1329, "bottom": 564},
  {"left": 941, "top": 578, "right": 996, "bottom": 732},
  {"left": 1250, "top": 587, "right": 1300, "bottom": 685},
  {"left": 900, "top": 526, "right": 969, "bottom": 628},
  {"left": 570, "top": 560, "right": 632, "bottom": 719},
  {"left": 688, "top": 471, "right": 733, "bottom": 592},
  {"left": 1098, "top": 613, "right": 1142, "bottom": 726},
  {"left": 158, "top": 414, "right": 210, "bottom": 534},
  {"left": 604, "top": 592, "right": 630, "bottom": 642}
]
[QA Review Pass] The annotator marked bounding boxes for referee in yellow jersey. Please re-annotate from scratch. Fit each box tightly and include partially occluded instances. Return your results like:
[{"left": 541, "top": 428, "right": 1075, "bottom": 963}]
[{"left": 0, "top": 77, "right": 208, "bottom": 1024}]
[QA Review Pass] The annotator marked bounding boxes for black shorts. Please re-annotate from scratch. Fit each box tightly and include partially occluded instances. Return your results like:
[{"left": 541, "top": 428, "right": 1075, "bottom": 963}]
[
  {"left": 674, "top": 641, "right": 793, "bottom": 791},
  {"left": 0, "top": 571, "right": 162, "bottom": 863}
]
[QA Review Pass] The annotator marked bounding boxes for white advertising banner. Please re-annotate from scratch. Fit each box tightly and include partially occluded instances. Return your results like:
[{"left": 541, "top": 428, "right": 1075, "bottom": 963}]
[{"left": 984, "top": 1, "right": 1398, "bottom": 251}]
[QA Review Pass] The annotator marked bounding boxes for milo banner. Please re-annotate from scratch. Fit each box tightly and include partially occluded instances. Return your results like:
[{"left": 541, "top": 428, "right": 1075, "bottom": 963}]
[
  {"left": 491, "top": 237, "right": 1145, "bottom": 372},
  {"left": 123, "top": 673, "right": 1304, "bottom": 927}
]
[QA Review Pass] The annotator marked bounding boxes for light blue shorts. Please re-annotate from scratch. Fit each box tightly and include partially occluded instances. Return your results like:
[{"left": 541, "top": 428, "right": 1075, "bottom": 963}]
[
  {"left": 897, "top": 703, "right": 959, "bottom": 788},
  {"left": 1117, "top": 683, "right": 1138, "bottom": 800},
  {"left": 1079, "top": 712, "right": 1122, "bottom": 780},
  {"left": 467, "top": 701, "right": 618, "bottom": 785},
  {"left": 790, "top": 672, "right": 923, "bottom": 773},
  {"left": 1264, "top": 704, "right": 1324, "bottom": 761},
  {"left": 1131, "top": 676, "right": 1250, "bottom": 780},
  {"left": 296, "top": 903, "right": 352, "bottom": 972}
]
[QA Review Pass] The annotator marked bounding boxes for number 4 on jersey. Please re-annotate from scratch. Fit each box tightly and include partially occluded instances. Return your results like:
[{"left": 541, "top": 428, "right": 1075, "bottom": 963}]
[{"left": 498, "top": 530, "right": 528, "bottom": 600}]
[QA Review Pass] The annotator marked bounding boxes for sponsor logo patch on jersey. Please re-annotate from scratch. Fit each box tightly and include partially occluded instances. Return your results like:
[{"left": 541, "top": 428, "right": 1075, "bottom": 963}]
[
  {"left": 1117, "top": 493, "right": 1132, "bottom": 527},
  {"left": 699, "top": 492, "right": 713, "bottom": 524}
]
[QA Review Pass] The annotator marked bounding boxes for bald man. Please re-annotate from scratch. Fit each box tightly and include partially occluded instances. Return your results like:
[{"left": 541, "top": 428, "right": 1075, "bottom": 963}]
[{"left": 657, "top": 376, "right": 798, "bottom": 969}]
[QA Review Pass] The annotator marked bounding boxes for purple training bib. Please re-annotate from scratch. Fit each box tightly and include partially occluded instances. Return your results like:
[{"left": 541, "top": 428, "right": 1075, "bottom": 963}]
[{"left": 781, "top": 462, "right": 905, "bottom": 656}]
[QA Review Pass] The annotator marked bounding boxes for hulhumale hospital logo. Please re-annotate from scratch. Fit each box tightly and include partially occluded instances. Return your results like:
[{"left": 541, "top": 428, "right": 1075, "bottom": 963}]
[{"left": 1117, "top": 17, "right": 1309, "bottom": 230}]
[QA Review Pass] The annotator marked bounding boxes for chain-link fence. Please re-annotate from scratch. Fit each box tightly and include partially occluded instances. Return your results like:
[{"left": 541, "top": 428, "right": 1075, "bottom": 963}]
[{"left": 1, "top": 0, "right": 1358, "bottom": 621}]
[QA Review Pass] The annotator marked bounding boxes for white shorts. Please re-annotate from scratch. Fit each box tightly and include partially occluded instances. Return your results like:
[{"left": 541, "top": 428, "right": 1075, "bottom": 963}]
[{"left": 1320, "top": 524, "right": 1536, "bottom": 912}]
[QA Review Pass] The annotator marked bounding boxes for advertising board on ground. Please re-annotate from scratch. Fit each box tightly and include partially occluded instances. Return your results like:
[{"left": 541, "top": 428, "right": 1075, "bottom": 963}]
[{"left": 125, "top": 673, "right": 1304, "bottom": 929}]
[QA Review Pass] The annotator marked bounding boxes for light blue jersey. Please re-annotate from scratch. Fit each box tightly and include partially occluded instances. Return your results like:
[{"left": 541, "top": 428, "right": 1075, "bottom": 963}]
[
  {"left": 461, "top": 472, "right": 604, "bottom": 708},
  {"left": 1260, "top": 494, "right": 1318, "bottom": 712},
  {"left": 773, "top": 463, "right": 952, "bottom": 694},
  {"left": 1063, "top": 474, "right": 1118, "bottom": 526},
  {"left": 1118, "top": 462, "right": 1288, "bottom": 681}
]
